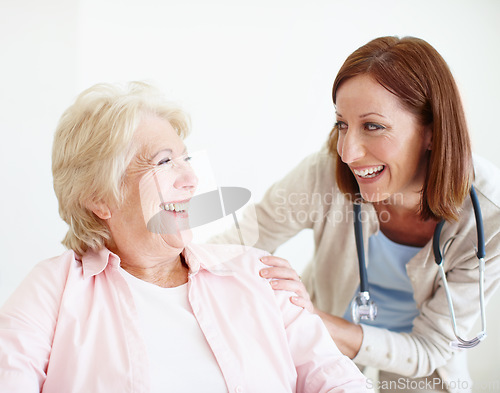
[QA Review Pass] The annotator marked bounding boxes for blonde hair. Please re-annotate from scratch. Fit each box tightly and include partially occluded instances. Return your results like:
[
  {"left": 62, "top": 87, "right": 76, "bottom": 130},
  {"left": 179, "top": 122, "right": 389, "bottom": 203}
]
[{"left": 52, "top": 81, "right": 190, "bottom": 255}]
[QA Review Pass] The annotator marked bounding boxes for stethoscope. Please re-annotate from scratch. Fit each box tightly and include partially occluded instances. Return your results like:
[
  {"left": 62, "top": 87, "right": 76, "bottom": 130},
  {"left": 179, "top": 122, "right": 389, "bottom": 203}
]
[{"left": 351, "top": 186, "right": 487, "bottom": 348}]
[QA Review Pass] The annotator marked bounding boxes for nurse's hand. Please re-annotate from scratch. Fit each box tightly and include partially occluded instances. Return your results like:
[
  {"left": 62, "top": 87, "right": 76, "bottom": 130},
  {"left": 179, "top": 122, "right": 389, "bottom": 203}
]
[
  {"left": 259, "top": 256, "right": 314, "bottom": 313},
  {"left": 259, "top": 255, "right": 363, "bottom": 359}
]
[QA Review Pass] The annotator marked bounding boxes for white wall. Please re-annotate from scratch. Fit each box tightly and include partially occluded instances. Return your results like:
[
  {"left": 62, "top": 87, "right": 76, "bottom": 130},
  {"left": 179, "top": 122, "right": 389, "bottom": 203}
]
[
  {"left": 0, "top": 0, "right": 78, "bottom": 300},
  {"left": 1, "top": 0, "right": 499, "bottom": 387}
]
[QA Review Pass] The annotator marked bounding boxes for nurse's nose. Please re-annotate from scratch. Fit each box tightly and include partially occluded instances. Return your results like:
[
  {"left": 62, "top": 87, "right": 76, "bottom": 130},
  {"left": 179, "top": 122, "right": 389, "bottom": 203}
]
[{"left": 337, "top": 129, "right": 365, "bottom": 164}]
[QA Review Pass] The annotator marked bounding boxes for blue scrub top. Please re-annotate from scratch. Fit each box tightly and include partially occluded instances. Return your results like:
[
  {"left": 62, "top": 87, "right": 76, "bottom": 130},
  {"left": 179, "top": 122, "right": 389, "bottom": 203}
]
[{"left": 344, "top": 230, "right": 422, "bottom": 333}]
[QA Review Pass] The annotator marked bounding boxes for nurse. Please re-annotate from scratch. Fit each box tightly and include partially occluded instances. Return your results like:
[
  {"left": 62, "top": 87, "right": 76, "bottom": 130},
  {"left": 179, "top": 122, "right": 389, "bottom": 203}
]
[{"left": 212, "top": 36, "right": 500, "bottom": 392}]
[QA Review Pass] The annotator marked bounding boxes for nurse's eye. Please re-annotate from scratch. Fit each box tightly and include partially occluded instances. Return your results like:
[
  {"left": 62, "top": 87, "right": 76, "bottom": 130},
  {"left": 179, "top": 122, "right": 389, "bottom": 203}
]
[
  {"left": 364, "top": 123, "right": 385, "bottom": 131},
  {"left": 335, "top": 121, "right": 348, "bottom": 133}
]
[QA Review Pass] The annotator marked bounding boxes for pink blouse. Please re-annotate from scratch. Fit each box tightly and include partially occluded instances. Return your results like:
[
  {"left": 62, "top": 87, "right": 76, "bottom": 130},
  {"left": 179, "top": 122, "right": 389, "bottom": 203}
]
[{"left": 0, "top": 243, "right": 370, "bottom": 393}]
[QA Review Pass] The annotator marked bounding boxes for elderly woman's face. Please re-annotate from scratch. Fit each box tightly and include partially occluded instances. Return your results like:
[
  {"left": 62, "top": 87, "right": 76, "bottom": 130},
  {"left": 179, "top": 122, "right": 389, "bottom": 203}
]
[
  {"left": 335, "top": 74, "right": 432, "bottom": 203},
  {"left": 107, "top": 115, "right": 198, "bottom": 252}
]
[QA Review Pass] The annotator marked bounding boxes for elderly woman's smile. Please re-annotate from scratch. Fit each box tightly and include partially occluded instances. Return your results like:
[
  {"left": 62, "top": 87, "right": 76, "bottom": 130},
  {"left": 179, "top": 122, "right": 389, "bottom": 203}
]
[{"left": 160, "top": 201, "right": 189, "bottom": 213}]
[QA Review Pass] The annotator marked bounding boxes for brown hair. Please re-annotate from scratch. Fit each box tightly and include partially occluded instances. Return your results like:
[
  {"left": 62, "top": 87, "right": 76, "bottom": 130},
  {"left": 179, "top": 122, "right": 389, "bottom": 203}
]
[{"left": 329, "top": 36, "right": 472, "bottom": 221}]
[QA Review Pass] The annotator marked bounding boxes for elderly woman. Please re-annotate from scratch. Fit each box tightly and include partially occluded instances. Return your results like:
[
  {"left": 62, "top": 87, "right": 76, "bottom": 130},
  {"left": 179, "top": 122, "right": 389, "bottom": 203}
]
[
  {"left": 0, "top": 82, "right": 370, "bottom": 392},
  {"left": 212, "top": 36, "right": 500, "bottom": 393}
]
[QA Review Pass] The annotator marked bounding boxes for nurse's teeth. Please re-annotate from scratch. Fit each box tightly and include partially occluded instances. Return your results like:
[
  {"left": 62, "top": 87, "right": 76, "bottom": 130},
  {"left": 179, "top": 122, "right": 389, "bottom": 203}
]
[
  {"left": 161, "top": 202, "right": 187, "bottom": 212},
  {"left": 353, "top": 165, "right": 384, "bottom": 178}
]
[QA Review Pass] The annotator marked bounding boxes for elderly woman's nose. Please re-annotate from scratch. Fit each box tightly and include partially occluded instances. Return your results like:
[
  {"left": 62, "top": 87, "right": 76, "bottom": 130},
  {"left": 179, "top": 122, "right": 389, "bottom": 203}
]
[
  {"left": 174, "top": 166, "right": 198, "bottom": 191},
  {"left": 338, "top": 131, "right": 365, "bottom": 164}
]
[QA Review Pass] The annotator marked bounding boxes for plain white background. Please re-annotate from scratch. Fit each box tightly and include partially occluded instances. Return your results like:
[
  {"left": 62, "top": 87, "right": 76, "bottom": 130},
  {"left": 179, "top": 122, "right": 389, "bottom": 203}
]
[{"left": 1, "top": 0, "right": 499, "bottom": 389}]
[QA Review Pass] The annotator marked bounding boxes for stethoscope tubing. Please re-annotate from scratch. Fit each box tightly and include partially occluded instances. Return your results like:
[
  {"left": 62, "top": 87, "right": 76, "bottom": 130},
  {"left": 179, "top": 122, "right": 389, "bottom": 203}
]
[
  {"left": 353, "top": 203, "right": 369, "bottom": 293},
  {"left": 470, "top": 185, "right": 485, "bottom": 259},
  {"left": 433, "top": 185, "right": 484, "bottom": 265}
]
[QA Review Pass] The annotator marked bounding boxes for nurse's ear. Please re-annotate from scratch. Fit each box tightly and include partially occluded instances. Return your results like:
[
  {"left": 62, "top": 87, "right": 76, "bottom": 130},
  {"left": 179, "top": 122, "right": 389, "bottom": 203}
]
[
  {"left": 424, "top": 125, "right": 433, "bottom": 151},
  {"left": 88, "top": 200, "right": 112, "bottom": 220}
]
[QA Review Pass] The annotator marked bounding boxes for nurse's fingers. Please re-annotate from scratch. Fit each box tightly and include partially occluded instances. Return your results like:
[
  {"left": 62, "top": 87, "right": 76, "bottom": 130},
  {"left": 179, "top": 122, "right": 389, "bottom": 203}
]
[
  {"left": 259, "top": 256, "right": 301, "bottom": 282},
  {"left": 260, "top": 255, "right": 293, "bottom": 268},
  {"left": 269, "top": 278, "right": 310, "bottom": 300},
  {"left": 269, "top": 278, "right": 314, "bottom": 313},
  {"left": 290, "top": 295, "right": 314, "bottom": 313},
  {"left": 260, "top": 266, "right": 301, "bottom": 281},
  {"left": 259, "top": 255, "right": 314, "bottom": 311}
]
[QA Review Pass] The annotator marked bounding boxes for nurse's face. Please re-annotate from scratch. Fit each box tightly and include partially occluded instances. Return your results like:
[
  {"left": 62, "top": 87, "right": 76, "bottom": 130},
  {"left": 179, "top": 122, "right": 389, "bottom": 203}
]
[{"left": 335, "top": 74, "right": 432, "bottom": 204}]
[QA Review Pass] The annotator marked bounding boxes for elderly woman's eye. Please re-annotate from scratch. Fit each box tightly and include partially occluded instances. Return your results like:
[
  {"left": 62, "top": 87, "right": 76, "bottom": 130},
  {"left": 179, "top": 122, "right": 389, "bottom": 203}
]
[{"left": 158, "top": 158, "right": 172, "bottom": 166}]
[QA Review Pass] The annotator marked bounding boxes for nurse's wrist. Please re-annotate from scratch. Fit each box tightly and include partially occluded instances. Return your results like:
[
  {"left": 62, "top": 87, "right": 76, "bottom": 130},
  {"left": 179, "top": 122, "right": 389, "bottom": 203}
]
[{"left": 314, "top": 308, "right": 363, "bottom": 359}]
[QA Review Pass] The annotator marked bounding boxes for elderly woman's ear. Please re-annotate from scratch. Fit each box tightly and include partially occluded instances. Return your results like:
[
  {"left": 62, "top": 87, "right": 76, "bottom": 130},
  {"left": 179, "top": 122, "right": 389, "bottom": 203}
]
[{"left": 89, "top": 200, "right": 112, "bottom": 220}]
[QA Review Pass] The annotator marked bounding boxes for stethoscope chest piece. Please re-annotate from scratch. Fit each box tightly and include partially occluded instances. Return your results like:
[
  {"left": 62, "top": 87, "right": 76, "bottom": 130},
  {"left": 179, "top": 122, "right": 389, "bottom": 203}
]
[{"left": 351, "top": 291, "right": 377, "bottom": 324}]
